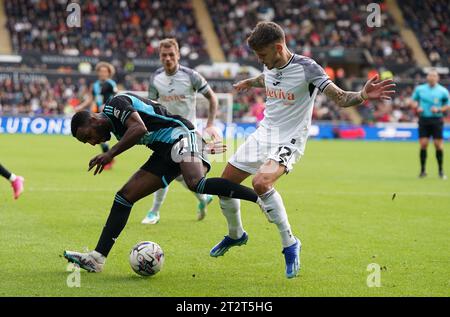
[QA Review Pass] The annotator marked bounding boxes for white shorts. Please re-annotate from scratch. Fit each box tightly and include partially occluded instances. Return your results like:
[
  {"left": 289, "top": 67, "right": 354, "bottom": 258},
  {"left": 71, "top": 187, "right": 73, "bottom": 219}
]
[{"left": 229, "top": 126, "right": 304, "bottom": 175}]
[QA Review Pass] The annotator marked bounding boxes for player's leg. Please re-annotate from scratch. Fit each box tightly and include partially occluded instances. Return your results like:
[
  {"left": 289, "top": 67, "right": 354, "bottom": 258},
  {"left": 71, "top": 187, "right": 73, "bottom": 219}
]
[
  {"left": 210, "top": 131, "right": 266, "bottom": 257},
  {"left": 175, "top": 175, "right": 213, "bottom": 221},
  {"left": 179, "top": 155, "right": 258, "bottom": 202},
  {"left": 419, "top": 137, "right": 429, "bottom": 177},
  {"left": 252, "top": 147, "right": 302, "bottom": 279},
  {"left": 0, "top": 163, "right": 24, "bottom": 200},
  {"left": 418, "top": 120, "right": 431, "bottom": 177},
  {"left": 64, "top": 168, "right": 163, "bottom": 272},
  {"left": 433, "top": 120, "right": 445, "bottom": 179},
  {"left": 0, "top": 163, "right": 12, "bottom": 180},
  {"left": 172, "top": 131, "right": 258, "bottom": 202},
  {"left": 210, "top": 163, "right": 251, "bottom": 257},
  {"left": 434, "top": 139, "right": 445, "bottom": 178},
  {"left": 142, "top": 186, "right": 169, "bottom": 224}
]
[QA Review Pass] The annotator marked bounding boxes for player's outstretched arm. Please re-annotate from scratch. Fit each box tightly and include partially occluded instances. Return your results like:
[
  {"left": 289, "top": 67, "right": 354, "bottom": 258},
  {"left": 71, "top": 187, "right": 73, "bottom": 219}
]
[
  {"left": 323, "top": 75, "right": 395, "bottom": 108},
  {"left": 233, "top": 73, "right": 265, "bottom": 92},
  {"left": 203, "top": 88, "right": 221, "bottom": 141},
  {"left": 88, "top": 113, "right": 147, "bottom": 175},
  {"left": 75, "top": 94, "right": 94, "bottom": 112}
]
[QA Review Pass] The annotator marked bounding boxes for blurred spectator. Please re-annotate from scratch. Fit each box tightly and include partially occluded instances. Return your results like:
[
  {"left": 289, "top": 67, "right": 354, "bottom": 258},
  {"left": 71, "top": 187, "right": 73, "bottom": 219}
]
[
  {"left": 401, "top": 0, "right": 449, "bottom": 66},
  {"left": 249, "top": 96, "right": 265, "bottom": 122},
  {"left": 0, "top": 76, "right": 89, "bottom": 116},
  {"left": 205, "top": 0, "right": 413, "bottom": 65},
  {"left": 4, "top": 0, "right": 208, "bottom": 61}
]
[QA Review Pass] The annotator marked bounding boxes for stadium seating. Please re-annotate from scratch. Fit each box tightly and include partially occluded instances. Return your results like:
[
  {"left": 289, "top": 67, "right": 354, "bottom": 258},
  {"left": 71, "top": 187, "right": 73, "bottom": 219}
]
[
  {"left": 4, "top": 0, "right": 207, "bottom": 60},
  {"left": 0, "top": 76, "right": 87, "bottom": 115},
  {"left": 0, "top": 0, "right": 448, "bottom": 124},
  {"left": 400, "top": 0, "right": 449, "bottom": 66},
  {"left": 204, "top": 0, "right": 413, "bottom": 65}
]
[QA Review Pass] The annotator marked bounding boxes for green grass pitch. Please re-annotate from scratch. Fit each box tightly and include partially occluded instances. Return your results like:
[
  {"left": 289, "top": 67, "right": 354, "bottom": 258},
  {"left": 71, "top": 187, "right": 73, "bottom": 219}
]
[{"left": 0, "top": 134, "right": 449, "bottom": 296}]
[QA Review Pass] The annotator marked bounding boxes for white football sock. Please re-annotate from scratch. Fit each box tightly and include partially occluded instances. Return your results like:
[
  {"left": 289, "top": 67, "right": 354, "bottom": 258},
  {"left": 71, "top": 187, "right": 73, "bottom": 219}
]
[
  {"left": 219, "top": 197, "right": 244, "bottom": 239},
  {"left": 9, "top": 173, "right": 17, "bottom": 182},
  {"left": 260, "top": 188, "right": 297, "bottom": 248},
  {"left": 151, "top": 187, "right": 169, "bottom": 213}
]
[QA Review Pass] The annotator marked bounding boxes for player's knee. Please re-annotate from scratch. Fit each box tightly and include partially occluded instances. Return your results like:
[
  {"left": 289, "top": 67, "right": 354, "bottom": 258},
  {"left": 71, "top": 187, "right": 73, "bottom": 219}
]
[
  {"left": 116, "top": 190, "right": 135, "bottom": 205},
  {"left": 184, "top": 176, "right": 203, "bottom": 192},
  {"left": 434, "top": 141, "right": 443, "bottom": 150},
  {"left": 252, "top": 175, "right": 273, "bottom": 195}
]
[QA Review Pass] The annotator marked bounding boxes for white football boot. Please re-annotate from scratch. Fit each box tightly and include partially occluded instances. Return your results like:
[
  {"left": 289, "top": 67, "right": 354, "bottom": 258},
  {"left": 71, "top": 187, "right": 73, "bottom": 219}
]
[{"left": 63, "top": 250, "right": 105, "bottom": 273}]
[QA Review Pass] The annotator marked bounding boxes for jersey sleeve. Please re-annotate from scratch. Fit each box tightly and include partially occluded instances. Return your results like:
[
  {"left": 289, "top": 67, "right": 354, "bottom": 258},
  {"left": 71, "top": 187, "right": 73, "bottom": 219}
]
[
  {"left": 106, "top": 95, "right": 136, "bottom": 125},
  {"left": 191, "top": 70, "right": 210, "bottom": 95},
  {"left": 412, "top": 87, "right": 420, "bottom": 101},
  {"left": 148, "top": 74, "right": 159, "bottom": 100},
  {"left": 303, "top": 59, "right": 332, "bottom": 92},
  {"left": 442, "top": 88, "right": 449, "bottom": 105}
]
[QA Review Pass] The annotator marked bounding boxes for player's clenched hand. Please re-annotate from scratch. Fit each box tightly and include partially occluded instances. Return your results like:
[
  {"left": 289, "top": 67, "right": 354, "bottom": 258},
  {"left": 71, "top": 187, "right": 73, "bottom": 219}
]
[
  {"left": 233, "top": 79, "right": 252, "bottom": 92},
  {"left": 88, "top": 152, "right": 113, "bottom": 175},
  {"left": 362, "top": 75, "right": 396, "bottom": 101},
  {"left": 205, "top": 141, "right": 227, "bottom": 155}
]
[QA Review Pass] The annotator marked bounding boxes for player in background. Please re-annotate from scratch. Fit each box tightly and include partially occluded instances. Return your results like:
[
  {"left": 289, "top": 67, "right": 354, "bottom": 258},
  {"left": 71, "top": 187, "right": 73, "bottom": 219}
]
[
  {"left": 0, "top": 163, "right": 24, "bottom": 199},
  {"left": 410, "top": 70, "right": 449, "bottom": 179},
  {"left": 141, "top": 38, "right": 221, "bottom": 224},
  {"left": 76, "top": 62, "right": 118, "bottom": 170},
  {"left": 64, "top": 93, "right": 263, "bottom": 273},
  {"left": 209, "top": 22, "right": 396, "bottom": 278}
]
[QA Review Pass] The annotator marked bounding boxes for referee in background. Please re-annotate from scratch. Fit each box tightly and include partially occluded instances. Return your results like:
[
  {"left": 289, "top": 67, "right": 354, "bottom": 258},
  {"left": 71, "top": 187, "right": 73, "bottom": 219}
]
[{"left": 411, "top": 70, "right": 449, "bottom": 179}]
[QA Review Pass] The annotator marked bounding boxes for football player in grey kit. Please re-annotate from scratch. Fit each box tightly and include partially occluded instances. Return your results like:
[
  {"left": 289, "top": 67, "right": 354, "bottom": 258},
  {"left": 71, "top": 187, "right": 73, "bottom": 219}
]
[
  {"left": 210, "top": 22, "right": 396, "bottom": 278},
  {"left": 142, "top": 38, "right": 221, "bottom": 224}
]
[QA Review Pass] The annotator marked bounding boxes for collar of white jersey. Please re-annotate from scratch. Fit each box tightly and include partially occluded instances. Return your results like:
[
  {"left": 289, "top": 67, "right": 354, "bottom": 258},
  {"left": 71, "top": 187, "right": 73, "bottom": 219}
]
[
  {"left": 165, "top": 64, "right": 180, "bottom": 76},
  {"left": 275, "top": 52, "right": 295, "bottom": 70}
]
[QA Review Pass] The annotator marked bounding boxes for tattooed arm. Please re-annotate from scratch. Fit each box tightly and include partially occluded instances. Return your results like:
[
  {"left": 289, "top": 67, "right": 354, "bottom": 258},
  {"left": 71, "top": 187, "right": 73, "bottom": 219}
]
[
  {"left": 323, "top": 75, "right": 396, "bottom": 108},
  {"left": 233, "top": 73, "right": 265, "bottom": 92},
  {"left": 323, "top": 83, "right": 366, "bottom": 108}
]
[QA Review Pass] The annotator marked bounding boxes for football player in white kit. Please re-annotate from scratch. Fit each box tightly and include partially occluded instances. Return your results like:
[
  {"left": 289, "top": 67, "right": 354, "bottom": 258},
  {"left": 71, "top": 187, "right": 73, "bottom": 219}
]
[
  {"left": 210, "top": 22, "right": 396, "bottom": 278},
  {"left": 142, "top": 38, "right": 221, "bottom": 224}
]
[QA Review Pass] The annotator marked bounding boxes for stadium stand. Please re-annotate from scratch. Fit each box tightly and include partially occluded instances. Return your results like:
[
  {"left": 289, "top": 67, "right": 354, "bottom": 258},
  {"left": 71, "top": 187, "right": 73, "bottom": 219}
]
[
  {"left": 0, "top": 0, "right": 448, "bottom": 124},
  {"left": 4, "top": 0, "right": 208, "bottom": 60},
  {"left": 400, "top": 0, "right": 449, "bottom": 66},
  {"left": 0, "top": 76, "right": 87, "bottom": 115},
  {"left": 204, "top": 0, "right": 413, "bottom": 65}
]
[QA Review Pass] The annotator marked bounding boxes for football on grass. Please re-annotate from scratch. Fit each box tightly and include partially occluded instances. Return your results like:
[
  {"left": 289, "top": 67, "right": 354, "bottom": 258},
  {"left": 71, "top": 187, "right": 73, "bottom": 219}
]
[{"left": 129, "top": 241, "right": 164, "bottom": 276}]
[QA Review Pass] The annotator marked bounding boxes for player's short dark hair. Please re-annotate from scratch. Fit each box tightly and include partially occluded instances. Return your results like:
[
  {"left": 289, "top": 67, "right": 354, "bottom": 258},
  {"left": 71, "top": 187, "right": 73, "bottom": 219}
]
[
  {"left": 71, "top": 111, "right": 91, "bottom": 137},
  {"left": 247, "top": 22, "right": 285, "bottom": 51}
]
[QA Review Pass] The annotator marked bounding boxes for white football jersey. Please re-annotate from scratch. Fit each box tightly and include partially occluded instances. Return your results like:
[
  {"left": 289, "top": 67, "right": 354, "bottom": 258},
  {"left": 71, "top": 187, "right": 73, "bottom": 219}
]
[
  {"left": 261, "top": 54, "right": 331, "bottom": 153},
  {"left": 148, "top": 65, "right": 210, "bottom": 127}
]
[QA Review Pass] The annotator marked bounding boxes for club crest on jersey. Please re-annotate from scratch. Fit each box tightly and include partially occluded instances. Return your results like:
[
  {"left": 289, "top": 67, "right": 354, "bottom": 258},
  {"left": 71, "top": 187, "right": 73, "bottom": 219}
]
[{"left": 265, "top": 87, "right": 295, "bottom": 101}]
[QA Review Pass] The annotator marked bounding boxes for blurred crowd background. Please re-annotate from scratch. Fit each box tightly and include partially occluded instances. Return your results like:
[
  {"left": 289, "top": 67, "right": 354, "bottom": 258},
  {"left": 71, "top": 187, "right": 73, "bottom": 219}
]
[{"left": 0, "top": 0, "right": 449, "bottom": 124}]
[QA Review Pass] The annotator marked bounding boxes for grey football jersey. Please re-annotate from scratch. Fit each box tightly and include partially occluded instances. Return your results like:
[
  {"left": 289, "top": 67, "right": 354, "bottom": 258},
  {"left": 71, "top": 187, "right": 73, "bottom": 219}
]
[
  {"left": 262, "top": 54, "right": 331, "bottom": 143},
  {"left": 148, "top": 65, "right": 210, "bottom": 127}
]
